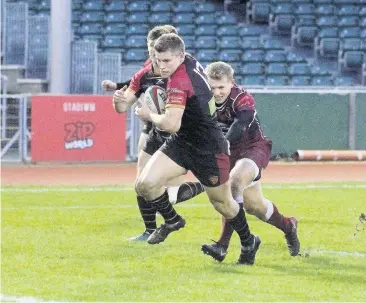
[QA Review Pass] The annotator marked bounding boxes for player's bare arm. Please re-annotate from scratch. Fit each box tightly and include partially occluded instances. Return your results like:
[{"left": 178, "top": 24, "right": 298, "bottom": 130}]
[{"left": 113, "top": 86, "right": 138, "bottom": 113}]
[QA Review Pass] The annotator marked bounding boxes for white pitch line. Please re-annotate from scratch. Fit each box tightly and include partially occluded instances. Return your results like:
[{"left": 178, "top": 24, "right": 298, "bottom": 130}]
[
  {"left": 308, "top": 249, "right": 366, "bottom": 258},
  {"left": 1, "top": 183, "right": 366, "bottom": 193}
]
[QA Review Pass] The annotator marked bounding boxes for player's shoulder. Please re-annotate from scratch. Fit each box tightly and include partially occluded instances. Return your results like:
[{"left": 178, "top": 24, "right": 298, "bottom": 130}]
[
  {"left": 230, "top": 84, "right": 255, "bottom": 108},
  {"left": 169, "top": 62, "right": 191, "bottom": 89},
  {"left": 133, "top": 63, "right": 153, "bottom": 79}
]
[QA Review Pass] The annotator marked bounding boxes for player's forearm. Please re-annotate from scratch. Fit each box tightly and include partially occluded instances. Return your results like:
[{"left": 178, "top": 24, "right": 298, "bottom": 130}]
[
  {"left": 225, "top": 110, "right": 254, "bottom": 143},
  {"left": 113, "top": 101, "right": 131, "bottom": 113},
  {"left": 116, "top": 80, "right": 131, "bottom": 90},
  {"left": 149, "top": 113, "right": 180, "bottom": 133}
]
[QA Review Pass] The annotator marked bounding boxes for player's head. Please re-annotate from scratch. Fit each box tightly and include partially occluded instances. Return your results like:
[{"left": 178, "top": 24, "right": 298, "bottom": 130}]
[
  {"left": 154, "top": 33, "right": 185, "bottom": 78},
  {"left": 205, "top": 61, "right": 235, "bottom": 104},
  {"left": 147, "top": 25, "right": 178, "bottom": 66}
]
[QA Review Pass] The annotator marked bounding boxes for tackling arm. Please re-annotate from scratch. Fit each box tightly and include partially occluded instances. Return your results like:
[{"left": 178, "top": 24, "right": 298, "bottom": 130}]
[
  {"left": 225, "top": 110, "right": 255, "bottom": 143},
  {"left": 149, "top": 107, "right": 184, "bottom": 134}
]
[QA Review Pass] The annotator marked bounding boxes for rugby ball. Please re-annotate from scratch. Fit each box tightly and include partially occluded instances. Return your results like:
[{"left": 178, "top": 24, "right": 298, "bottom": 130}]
[{"left": 144, "top": 85, "right": 167, "bottom": 115}]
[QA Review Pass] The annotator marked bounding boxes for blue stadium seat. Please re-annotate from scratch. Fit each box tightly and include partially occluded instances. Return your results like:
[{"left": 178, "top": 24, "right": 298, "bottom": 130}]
[
  {"left": 196, "top": 14, "right": 216, "bottom": 25},
  {"left": 105, "top": 13, "right": 125, "bottom": 23},
  {"left": 38, "top": 0, "right": 50, "bottom": 11},
  {"left": 196, "top": 50, "right": 217, "bottom": 62},
  {"left": 262, "top": 38, "right": 283, "bottom": 50},
  {"left": 289, "top": 63, "right": 311, "bottom": 75},
  {"left": 230, "top": 63, "right": 242, "bottom": 75},
  {"left": 339, "top": 27, "right": 361, "bottom": 38},
  {"left": 266, "top": 76, "right": 289, "bottom": 86},
  {"left": 333, "top": 0, "right": 360, "bottom": 4},
  {"left": 238, "top": 26, "right": 266, "bottom": 37},
  {"left": 340, "top": 51, "right": 365, "bottom": 71},
  {"left": 72, "top": 11, "right": 81, "bottom": 23},
  {"left": 317, "top": 16, "right": 338, "bottom": 27},
  {"left": 360, "top": 17, "right": 366, "bottom": 27},
  {"left": 216, "top": 14, "right": 237, "bottom": 25},
  {"left": 195, "top": 25, "right": 217, "bottom": 36},
  {"left": 217, "top": 25, "right": 237, "bottom": 37},
  {"left": 219, "top": 36, "right": 241, "bottom": 49},
  {"left": 339, "top": 16, "right": 359, "bottom": 27},
  {"left": 173, "top": 2, "right": 194, "bottom": 13},
  {"left": 127, "top": 1, "right": 149, "bottom": 12},
  {"left": 126, "top": 36, "right": 146, "bottom": 48},
  {"left": 186, "top": 49, "right": 196, "bottom": 57},
  {"left": 151, "top": 1, "right": 171, "bottom": 12},
  {"left": 78, "top": 23, "right": 102, "bottom": 35},
  {"left": 243, "top": 50, "right": 265, "bottom": 62},
  {"left": 125, "top": 49, "right": 148, "bottom": 62},
  {"left": 148, "top": 13, "right": 172, "bottom": 24},
  {"left": 195, "top": 2, "right": 216, "bottom": 13},
  {"left": 218, "top": 50, "right": 242, "bottom": 62},
  {"left": 315, "top": 37, "right": 341, "bottom": 58},
  {"left": 333, "top": 76, "right": 355, "bottom": 86},
  {"left": 338, "top": 5, "right": 358, "bottom": 16},
  {"left": 103, "top": 24, "right": 126, "bottom": 35},
  {"left": 342, "top": 38, "right": 364, "bottom": 51},
  {"left": 250, "top": 2, "right": 271, "bottom": 23},
  {"left": 102, "top": 35, "right": 124, "bottom": 48},
  {"left": 273, "top": 3, "right": 293, "bottom": 14},
  {"left": 312, "top": 76, "right": 333, "bottom": 85},
  {"left": 243, "top": 76, "right": 265, "bottom": 85},
  {"left": 313, "top": 0, "right": 333, "bottom": 3},
  {"left": 196, "top": 36, "right": 217, "bottom": 49},
  {"left": 270, "top": 14, "right": 295, "bottom": 34},
  {"left": 105, "top": 1, "right": 124, "bottom": 12},
  {"left": 82, "top": 35, "right": 101, "bottom": 47},
  {"left": 82, "top": 1, "right": 103, "bottom": 11},
  {"left": 127, "top": 12, "right": 149, "bottom": 24},
  {"left": 315, "top": 5, "right": 337, "bottom": 15},
  {"left": 297, "top": 15, "right": 317, "bottom": 25},
  {"left": 267, "top": 63, "right": 288, "bottom": 75},
  {"left": 126, "top": 24, "right": 149, "bottom": 36},
  {"left": 294, "top": 3, "right": 315, "bottom": 15},
  {"left": 292, "top": 26, "right": 318, "bottom": 47},
  {"left": 361, "top": 7, "right": 366, "bottom": 17},
  {"left": 290, "top": 76, "right": 311, "bottom": 86},
  {"left": 241, "top": 63, "right": 265, "bottom": 75},
  {"left": 182, "top": 36, "right": 195, "bottom": 49},
  {"left": 287, "top": 52, "right": 307, "bottom": 62},
  {"left": 241, "top": 37, "right": 262, "bottom": 49},
  {"left": 265, "top": 50, "right": 287, "bottom": 62},
  {"left": 176, "top": 24, "right": 195, "bottom": 36},
  {"left": 311, "top": 65, "right": 332, "bottom": 75},
  {"left": 318, "top": 27, "right": 339, "bottom": 38},
  {"left": 235, "top": 76, "right": 244, "bottom": 85},
  {"left": 361, "top": 29, "right": 366, "bottom": 39},
  {"left": 172, "top": 13, "right": 195, "bottom": 24},
  {"left": 81, "top": 12, "right": 104, "bottom": 23}
]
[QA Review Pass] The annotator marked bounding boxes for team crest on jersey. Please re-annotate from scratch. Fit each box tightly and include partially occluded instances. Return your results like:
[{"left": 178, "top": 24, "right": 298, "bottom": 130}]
[{"left": 208, "top": 175, "right": 219, "bottom": 186}]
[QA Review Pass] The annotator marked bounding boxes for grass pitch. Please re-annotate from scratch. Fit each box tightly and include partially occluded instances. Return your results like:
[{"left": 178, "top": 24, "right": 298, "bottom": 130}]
[{"left": 1, "top": 183, "right": 366, "bottom": 302}]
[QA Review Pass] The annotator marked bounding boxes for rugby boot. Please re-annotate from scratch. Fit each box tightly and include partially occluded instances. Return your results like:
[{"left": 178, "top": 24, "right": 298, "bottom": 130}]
[
  {"left": 201, "top": 241, "right": 228, "bottom": 262},
  {"left": 127, "top": 230, "right": 152, "bottom": 242},
  {"left": 237, "top": 235, "right": 261, "bottom": 265},
  {"left": 147, "top": 216, "right": 186, "bottom": 244},
  {"left": 285, "top": 217, "right": 300, "bottom": 256}
]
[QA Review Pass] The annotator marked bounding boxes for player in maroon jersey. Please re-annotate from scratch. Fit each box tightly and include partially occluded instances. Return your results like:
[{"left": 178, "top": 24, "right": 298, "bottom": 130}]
[
  {"left": 111, "top": 27, "right": 205, "bottom": 242},
  {"left": 134, "top": 33, "right": 260, "bottom": 265},
  {"left": 200, "top": 61, "right": 300, "bottom": 262}
]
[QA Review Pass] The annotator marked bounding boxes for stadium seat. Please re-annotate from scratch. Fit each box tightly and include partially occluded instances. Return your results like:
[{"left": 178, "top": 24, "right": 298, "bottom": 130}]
[
  {"left": 196, "top": 25, "right": 217, "bottom": 36},
  {"left": 218, "top": 50, "right": 242, "bottom": 62},
  {"left": 72, "top": 11, "right": 81, "bottom": 23},
  {"left": 125, "top": 36, "right": 146, "bottom": 48},
  {"left": 241, "top": 63, "right": 265, "bottom": 75},
  {"left": 294, "top": 3, "right": 315, "bottom": 15},
  {"left": 292, "top": 26, "right": 318, "bottom": 47},
  {"left": 339, "top": 27, "right": 361, "bottom": 38},
  {"left": 182, "top": 36, "right": 195, "bottom": 49},
  {"left": 333, "top": 76, "right": 355, "bottom": 85},
  {"left": 249, "top": 2, "right": 271, "bottom": 23},
  {"left": 318, "top": 27, "right": 339, "bottom": 38},
  {"left": 195, "top": 2, "right": 216, "bottom": 13},
  {"left": 338, "top": 5, "right": 358, "bottom": 16},
  {"left": 148, "top": 13, "right": 172, "bottom": 24},
  {"left": 290, "top": 76, "right": 311, "bottom": 86},
  {"left": 312, "top": 76, "right": 333, "bottom": 85},
  {"left": 102, "top": 36, "right": 124, "bottom": 48},
  {"left": 267, "top": 63, "right": 288, "bottom": 75},
  {"left": 313, "top": 0, "right": 333, "bottom": 3},
  {"left": 289, "top": 63, "right": 311, "bottom": 75},
  {"left": 361, "top": 7, "right": 366, "bottom": 17},
  {"left": 316, "top": 5, "right": 337, "bottom": 15},
  {"left": 266, "top": 76, "right": 289, "bottom": 86},
  {"left": 173, "top": 2, "right": 194, "bottom": 13},
  {"left": 314, "top": 37, "right": 341, "bottom": 58},
  {"left": 216, "top": 14, "right": 237, "bottom": 25},
  {"left": 77, "top": 23, "right": 102, "bottom": 35},
  {"left": 287, "top": 52, "right": 307, "bottom": 62},
  {"left": 270, "top": 14, "right": 296, "bottom": 34},
  {"left": 360, "top": 17, "right": 366, "bottom": 27},
  {"left": 105, "top": 13, "right": 125, "bottom": 23},
  {"left": 172, "top": 13, "right": 195, "bottom": 24},
  {"left": 273, "top": 3, "right": 293, "bottom": 14},
  {"left": 311, "top": 65, "right": 332, "bottom": 75},
  {"left": 333, "top": 0, "right": 359, "bottom": 4},
  {"left": 243, "top": 76, "right": 265, "bottom": 85},
  {"left": 81, "top": 12, "right": 104, "bottom": 23},
  {"left": 241, "top": 37, "right": 262, "bottom": 49},
  {"left": 103, "top": 24, "right": 126, "bottom": 35},
  {"left": 105, "top": 1, "right": 124, "bottom": 12},
  {"left": 217, "top": 25, "right": 237, "bottom": 37},
  {"left": 342, "top": 38, "right": 364, "bottom": 51},
  {"left": 265, "top": 50, "right": 287, "bottom": 62},
  {"left": 242, "top": 50, "right": 265, "bottom": 62},
  {"left": 127, "top": 1, "right": 149, "bottom": 12},
  {"left": 127, "top": 13, "right": 149, "bottom": 24},
  {"left": 196, "top": 36, "right": 217, "bottom": 49},
  {"left": 124, "top": 49, "right": 148, "bottom": 63},
  {"left": 238, "top": 26, "right": 266, "bottom": 37},
  {"left": 176, "top": 24, "right": 195, "bottom": 36},
  {"left": 361, "top": 29, "right": 366, "bottom": 39},
  {"left": 196, "top": 50, "right": 217, "bottom": 62},
  {"left": 339, "top": 16, "right": 359, "bottom": 27},
  {"left": 150, "top": 1, "right": 171, "bottom": 12},
  {"left": 38, "top": 0, "right": 50, "bottom": 11},
  {"left": 126, "top": 24, "right": 149, "bottom": 36},
  {"left": 219, "top": 36, "right": 241, "bottom": 49},
  {"left": 82, "top": 35, "right": 101, "bottom": 47},
  {"left": 317, "top": 16, "right": 338, "bottom": 27},
  {"left": 82, "top": 1, "right": 104, "bottom": 11},
  {"left": 195, "top": 14, "right": 216, "bottom": 25},
  {"left": 262, "top": 38, "right": 283, "bottom": 50},
  {"left": 340, "top": 51, "right": 365, "bottom": 71}
]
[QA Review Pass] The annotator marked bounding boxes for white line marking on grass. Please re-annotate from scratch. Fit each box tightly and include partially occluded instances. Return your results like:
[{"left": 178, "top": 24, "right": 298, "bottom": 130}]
[
  {"left": 2, "top": 183, "right": 366, "bottom": 193},
  {"left": 309, "top": 249, "right": 366, "bottom": 258},
  {"left": 1, "top": 294, "right": 82, "bottom": 303}
]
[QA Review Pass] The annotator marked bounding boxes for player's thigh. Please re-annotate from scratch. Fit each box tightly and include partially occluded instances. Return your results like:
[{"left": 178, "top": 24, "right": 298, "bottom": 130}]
[
  {"left": 165, "top": 175, "right": 185, "bottom": 187},
  {"left": 205, "top": 181, "right": 232, "bottom": 204},
  {"left": 138, "top": 150, "right": 187, "bottom": 188},
  {"left": 230, "top": 158, "right": 258, "bottom": 189}
]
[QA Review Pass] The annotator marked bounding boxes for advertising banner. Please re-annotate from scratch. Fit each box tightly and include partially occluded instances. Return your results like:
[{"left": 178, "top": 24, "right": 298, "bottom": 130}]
[{"left": 31, "top": 95, "right": 126, "bottom": 162}]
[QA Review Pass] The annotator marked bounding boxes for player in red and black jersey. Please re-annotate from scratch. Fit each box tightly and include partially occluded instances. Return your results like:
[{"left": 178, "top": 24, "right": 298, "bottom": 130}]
[
  {"left": 112, "top": 27, "right": 205, "bottom": 242},
  {"left": 134, "top": 33, "right": 260, "bottom": 265},
  {"left": 200, "top": 62, "right": 300, "bottom": 262}
]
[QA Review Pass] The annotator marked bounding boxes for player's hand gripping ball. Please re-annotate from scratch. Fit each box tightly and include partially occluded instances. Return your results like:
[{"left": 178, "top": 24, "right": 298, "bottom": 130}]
[{"left": 144, "top": 85, "right": 167, "bottom": 115}]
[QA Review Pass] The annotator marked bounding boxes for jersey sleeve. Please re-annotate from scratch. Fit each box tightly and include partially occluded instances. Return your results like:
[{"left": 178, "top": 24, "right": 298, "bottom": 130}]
[
  {"left": 233, "top": 93, "right": 255, "bottom": 113},
  {"left": 165, "top": 69, "right": 189, "bottom": 109},
  {"left": 129, "top": 66, "right": 149, "bottom": 93}
]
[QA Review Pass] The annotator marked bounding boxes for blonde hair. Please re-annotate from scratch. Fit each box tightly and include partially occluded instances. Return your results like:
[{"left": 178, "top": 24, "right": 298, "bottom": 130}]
[{"left": 205, "top": 61, "right": 234, "bottom": 81}]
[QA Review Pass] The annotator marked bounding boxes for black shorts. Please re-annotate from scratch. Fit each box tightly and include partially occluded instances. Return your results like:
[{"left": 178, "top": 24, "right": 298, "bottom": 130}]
[
  {"left": 142, "top": 128, "right": 170, "bottom": 156},
  {"left": 141, "top": 121, "right": 153, "bottom": 135},
  {"left": 160, "top": 139, "right": 230, "bottom": 187}
]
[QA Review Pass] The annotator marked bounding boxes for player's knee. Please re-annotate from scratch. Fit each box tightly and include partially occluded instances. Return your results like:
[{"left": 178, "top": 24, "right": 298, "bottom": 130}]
[{"left": 135, "top": 176, "right": 155, "bottom": 197}]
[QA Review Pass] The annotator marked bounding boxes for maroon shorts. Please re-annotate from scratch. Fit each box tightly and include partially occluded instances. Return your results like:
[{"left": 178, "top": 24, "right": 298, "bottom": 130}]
[
  {"left": 160, "top": 139, "right": 230, "bottom": 187},
  {"left": 230, "top": 141, "right": 272, "bottom": 179}
]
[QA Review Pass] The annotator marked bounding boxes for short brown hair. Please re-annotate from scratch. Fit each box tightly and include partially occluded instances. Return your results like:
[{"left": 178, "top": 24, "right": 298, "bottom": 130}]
[
  {"left": 154, "top": 33, "right": 185, "bottom": 54},
  {"left": 205, "top": 61, "right": 235, "bottom": 81},
  {"left": 147, "top": 25, "right": 178, "bottom": 41}
]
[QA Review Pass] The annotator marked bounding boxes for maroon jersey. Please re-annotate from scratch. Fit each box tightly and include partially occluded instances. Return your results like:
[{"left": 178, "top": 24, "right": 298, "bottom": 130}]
[
  {"left": 216, "top": 84, "right": 271, "bottom": 150},
  {"left": 165, "top": 54, "right": 227, "bottom": 154}
]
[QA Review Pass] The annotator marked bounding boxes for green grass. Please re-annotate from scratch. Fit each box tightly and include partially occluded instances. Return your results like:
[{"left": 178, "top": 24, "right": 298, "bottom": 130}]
[{"left": 1, "top": 183, "right": 366, "bottom": 302}]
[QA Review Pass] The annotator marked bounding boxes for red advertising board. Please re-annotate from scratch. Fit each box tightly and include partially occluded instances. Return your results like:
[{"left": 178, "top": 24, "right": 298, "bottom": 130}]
[{"left": 31, "top": 95, "right": 127, "bottom": 162}]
